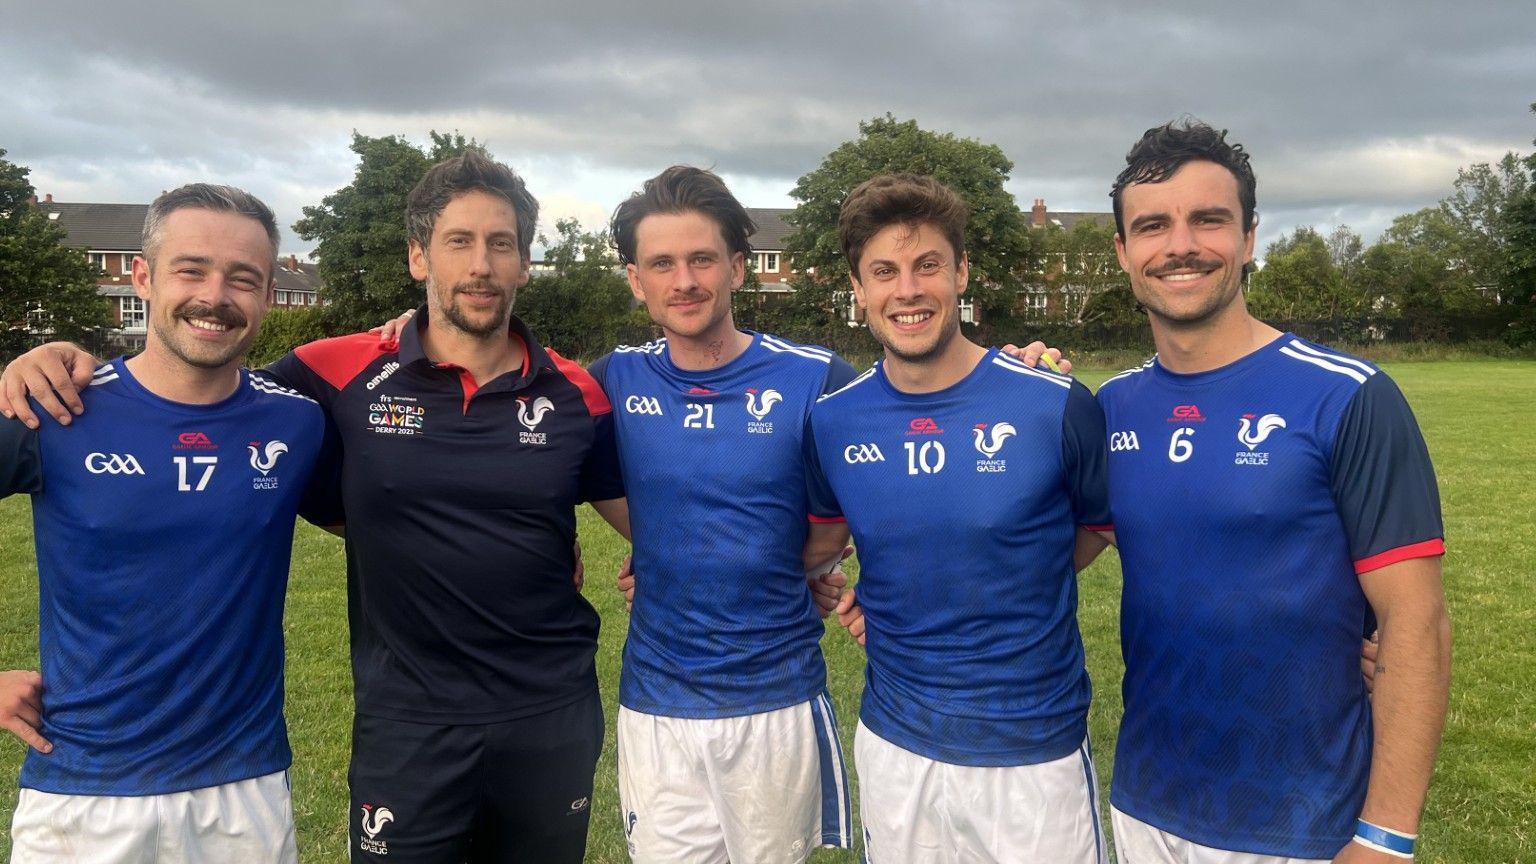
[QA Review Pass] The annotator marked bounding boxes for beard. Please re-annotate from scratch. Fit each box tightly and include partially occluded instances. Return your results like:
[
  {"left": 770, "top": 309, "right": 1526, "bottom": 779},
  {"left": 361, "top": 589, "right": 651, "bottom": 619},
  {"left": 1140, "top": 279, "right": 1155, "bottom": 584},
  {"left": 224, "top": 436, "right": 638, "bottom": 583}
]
[
  {"left": 1132, "top": 254, "right": 1243, "bottom": 326},
  {"left": 870, "top": 306, "right": 961, "bottom": 365},
  {"left": 437, "top": 277, "right": 515, "bottom": 337}
]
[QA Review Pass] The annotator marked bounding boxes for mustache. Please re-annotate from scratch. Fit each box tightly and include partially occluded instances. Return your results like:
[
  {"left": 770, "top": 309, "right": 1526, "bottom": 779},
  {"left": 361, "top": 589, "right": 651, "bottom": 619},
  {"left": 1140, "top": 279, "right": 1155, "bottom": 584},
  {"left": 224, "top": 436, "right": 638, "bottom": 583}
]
[
  {"left": 1147, "top": 256, "right": 1223, "bottom": 277},
  {"left": 453, "top": 278, "right": 505, "bottom": 294},
  {"left": 175, "top": 302, "right": 247, "bottom": 328}
]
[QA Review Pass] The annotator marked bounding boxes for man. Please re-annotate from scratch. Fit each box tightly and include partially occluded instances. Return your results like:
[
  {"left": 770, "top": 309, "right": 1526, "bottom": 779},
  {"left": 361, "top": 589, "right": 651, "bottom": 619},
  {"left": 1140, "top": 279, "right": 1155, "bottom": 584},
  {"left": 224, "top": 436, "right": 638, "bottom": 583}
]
[
  {"left": 1, "top": 152, "right": 629, "bottom": 863},
  {"left": 590, "top": 165, "right": 859, "bottom": 863},
  {"left": 807, "top": 174, "right": 1113, "bottom": 863},
  {"left": 0, "top": 184, "right": 340, "bottom": 862},
  {"left": 1088, "top": 121, "right": 1450, "bottom": 863}
]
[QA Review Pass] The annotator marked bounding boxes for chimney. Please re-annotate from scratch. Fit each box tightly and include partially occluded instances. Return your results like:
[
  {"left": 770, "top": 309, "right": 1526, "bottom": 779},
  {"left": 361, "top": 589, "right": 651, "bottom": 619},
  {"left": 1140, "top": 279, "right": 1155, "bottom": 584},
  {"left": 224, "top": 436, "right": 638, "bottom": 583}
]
[
  {"left": 1031, "top": 198, "right": 1047, "bottom": 228},
  {"left": 288, "top": 254, "right": 299, "bottom": 271},
  {"left": 44, "top": 193, "right": 54, "bottom": 204}
]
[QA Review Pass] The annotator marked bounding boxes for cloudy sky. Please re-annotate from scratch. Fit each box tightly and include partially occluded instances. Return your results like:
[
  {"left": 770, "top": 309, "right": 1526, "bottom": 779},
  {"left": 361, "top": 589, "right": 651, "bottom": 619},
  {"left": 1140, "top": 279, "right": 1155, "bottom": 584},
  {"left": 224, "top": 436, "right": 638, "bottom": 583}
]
[{"left": 3, "top": 1, "right": 1532, "bottom": 258}]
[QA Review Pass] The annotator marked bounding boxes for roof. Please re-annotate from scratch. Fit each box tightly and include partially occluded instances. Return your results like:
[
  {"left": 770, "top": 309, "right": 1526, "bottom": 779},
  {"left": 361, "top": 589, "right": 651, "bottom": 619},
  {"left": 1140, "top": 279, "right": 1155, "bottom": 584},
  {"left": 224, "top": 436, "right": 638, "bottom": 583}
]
[
  {"left": 274, "top": 258, "right": 323, "bottom": 293},
  {"left": 1035, "top": 211, "right": 1113, "bottom": 231},
  {"left": 36, "top": 202, "right": 148, "bottom": 251},
  {"left": 745, "top": 207, "right": 794, "bottom": 252}
]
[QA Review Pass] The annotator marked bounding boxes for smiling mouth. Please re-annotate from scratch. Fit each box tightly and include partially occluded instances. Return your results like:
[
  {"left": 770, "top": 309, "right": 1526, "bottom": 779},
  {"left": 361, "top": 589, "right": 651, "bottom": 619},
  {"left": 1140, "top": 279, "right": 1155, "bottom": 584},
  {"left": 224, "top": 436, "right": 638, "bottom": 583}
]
[{"left": 891, "top": 311, "right": 934, "bottom": 326}]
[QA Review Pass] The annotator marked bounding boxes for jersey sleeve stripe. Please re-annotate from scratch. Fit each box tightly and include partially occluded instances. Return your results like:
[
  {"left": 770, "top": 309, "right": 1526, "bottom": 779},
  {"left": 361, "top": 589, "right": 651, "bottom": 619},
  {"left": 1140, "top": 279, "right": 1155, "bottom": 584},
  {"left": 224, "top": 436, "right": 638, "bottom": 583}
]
[
  {"left": 547, "top": 350, "right": 612, "bottom": 416},
  {"left": 1278, "top": 346, "right": 1369, "bottom": 384},
  {"left": 807, "top": 514, "right": 847, "bottom": 524},
  {"left": 1081, "top": 523, "right": 1114, "bottom": 532},
  {"left": 818, "top": 367, "right": 876, "bottom": 402},
  {"left": 762, "top": 336, "right": 833, "bottom": 363},
  {"left": 990, "top": 356, "right": 1072, "bottom": 388},
  {"left": 248, "top": 375, "right": 319, "bottom": 404},
  {"left": 1286, "top": 340, "right": 1376, "bottom": 376},
  {"left": 88, "top": 373, "right": 119, "bottom": 386},
  {"left": 1354, "top": 538, "right": 1445, "bottom": 574},
  {"left": 761, "top": 333, "right": 833, "bottom": 358}
]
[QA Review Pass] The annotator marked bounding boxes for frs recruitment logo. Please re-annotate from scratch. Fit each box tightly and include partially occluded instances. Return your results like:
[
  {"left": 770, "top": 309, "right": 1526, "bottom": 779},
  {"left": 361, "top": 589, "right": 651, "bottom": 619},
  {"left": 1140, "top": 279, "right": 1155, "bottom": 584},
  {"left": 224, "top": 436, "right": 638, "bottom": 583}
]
[
  {"left": 745, "top": 388, "right": 782, "bottom": 434},
  {"left": 519, "top": 396, "right": 555, "bottom": 445},
  {"left": 907, "top": 417, "right": 942, "bottom": 435},
  {"left": 247, "top": 440, "right": 288, "bottom": 489},
  {"left": 359, "top": 804, "right": 394, "bottom": 855},
  {"left": 174, "top": 432, "right": 218, "bottom": 450},
  {"left": 1235, "top": 413, "right": 1286, "bottom": 466},
  {"left": 972, "top": 422, "right": 1016, "bottom": 473},
  {"left": 1167, "top": 405, "right": 1206, "bottom": 423}
]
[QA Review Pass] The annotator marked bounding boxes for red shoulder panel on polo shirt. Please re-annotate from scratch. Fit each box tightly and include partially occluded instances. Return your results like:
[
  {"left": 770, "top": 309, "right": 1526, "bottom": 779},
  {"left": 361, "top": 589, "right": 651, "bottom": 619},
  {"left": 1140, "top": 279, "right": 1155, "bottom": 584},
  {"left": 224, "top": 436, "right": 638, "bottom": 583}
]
[
  {"left": 547, "top": 350, "right": 611, "bottom": 416},
  {"left": 294, "top": 333, "right": 399, "bottom": 392}
]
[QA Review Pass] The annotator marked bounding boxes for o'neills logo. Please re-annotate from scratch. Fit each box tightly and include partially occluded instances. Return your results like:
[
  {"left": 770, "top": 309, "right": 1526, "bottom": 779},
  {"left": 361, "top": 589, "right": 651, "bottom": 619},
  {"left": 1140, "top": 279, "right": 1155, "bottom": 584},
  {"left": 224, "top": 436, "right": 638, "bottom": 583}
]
[{"left": 366, "top": 361, "right": 401, "bottom": 391}]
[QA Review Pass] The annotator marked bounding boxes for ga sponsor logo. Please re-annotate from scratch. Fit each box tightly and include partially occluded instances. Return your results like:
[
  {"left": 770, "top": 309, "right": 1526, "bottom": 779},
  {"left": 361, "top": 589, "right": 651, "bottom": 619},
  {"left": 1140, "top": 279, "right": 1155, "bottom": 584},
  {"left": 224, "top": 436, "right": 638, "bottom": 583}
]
[
  {"left": 518, "top": 396, "right": 555, "bottom": 444},
  {"left": 247, "top": 440, "right": 288, "bottom": 489},
  {"left": 843, "top": 443, "right": 885, "bottom": 464},
  {"left": 174, "top": 432, "right": 218, "bottom": 450},
  {"left": 686, "top": 386, "right": 716, "bottom": 396},
  {"left": 745, "top": 388, "right": 782, "bottom": 434},
  {"left": 972, "top": 422, "right": 1015, "bottom": 473},
  {"left": 1167, "top": 404, "right": 1206, "bottom": 423},
  {"left": 907, "top": 417, "right": 942, "bottom": 435},
  {"left": 566, "top": 797, "right": 590, "bottom": 816},
  {"left": 1235, "top": 412, "right": 1286, "bottom": 466},
  {"left": 624, "top": 395, "right": 664, "bottom": 416},
  {"left": 1110, "top": 431, "right": 1140, "bottom": 452},
  {"left": 368, "top": 395, "right": 425, "bottom": 436},
  {"left": 84, "top": 452, "right": 145, "bottom": 475},
  {"left": 359, "top": 804, "right": 394, "bottom": 855}
]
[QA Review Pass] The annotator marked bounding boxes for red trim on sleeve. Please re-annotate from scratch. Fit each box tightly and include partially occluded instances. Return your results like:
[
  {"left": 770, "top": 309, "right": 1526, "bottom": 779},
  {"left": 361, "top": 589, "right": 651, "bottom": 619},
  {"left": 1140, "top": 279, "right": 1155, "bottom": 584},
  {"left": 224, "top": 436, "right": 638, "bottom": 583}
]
[
  {"left": 293, "top": 333, "right": 397, "bottom": 391},
  {"left": 1081, "top": 523, "right": 1114, "bottom": 532},
  {"left": 808, "top": 514, "right": 847, "bottom": 524},
  {"left": 547, "top": 350, "right": 611, "bottom": 416},
  {"left": 1354, "top": 538, "right": 1445, "bottom": 574}
]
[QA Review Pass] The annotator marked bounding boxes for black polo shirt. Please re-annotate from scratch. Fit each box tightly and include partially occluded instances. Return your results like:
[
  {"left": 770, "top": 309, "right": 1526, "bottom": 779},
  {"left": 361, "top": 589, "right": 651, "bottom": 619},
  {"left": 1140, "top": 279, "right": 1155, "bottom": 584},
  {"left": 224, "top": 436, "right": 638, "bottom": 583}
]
[{"left": 266, "top": 307, "right": 624, "bottom": 723}]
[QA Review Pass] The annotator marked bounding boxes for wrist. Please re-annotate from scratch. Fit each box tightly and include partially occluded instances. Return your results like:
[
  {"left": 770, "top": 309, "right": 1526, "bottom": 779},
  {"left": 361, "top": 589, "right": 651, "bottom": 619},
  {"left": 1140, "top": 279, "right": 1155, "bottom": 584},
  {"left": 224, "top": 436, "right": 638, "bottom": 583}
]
[{"left": 1353, "top": 819, "right": 1416, "bottom": 859}]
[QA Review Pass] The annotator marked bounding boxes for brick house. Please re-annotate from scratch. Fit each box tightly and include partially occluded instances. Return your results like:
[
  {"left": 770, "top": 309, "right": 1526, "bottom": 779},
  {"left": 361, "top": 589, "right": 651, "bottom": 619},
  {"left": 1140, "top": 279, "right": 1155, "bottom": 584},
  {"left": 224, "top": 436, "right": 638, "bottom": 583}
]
[{"left": 33, "top": 195, "right": 324, "bottom": 350}]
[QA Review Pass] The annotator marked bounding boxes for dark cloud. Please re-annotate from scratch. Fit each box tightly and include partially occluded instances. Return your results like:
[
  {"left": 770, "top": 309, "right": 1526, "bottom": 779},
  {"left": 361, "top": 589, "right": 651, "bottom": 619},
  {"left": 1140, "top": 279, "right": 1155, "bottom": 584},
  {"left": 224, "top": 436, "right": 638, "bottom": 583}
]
[{"left": 3, "top": 0, "right": 1531, "bottom": 254}]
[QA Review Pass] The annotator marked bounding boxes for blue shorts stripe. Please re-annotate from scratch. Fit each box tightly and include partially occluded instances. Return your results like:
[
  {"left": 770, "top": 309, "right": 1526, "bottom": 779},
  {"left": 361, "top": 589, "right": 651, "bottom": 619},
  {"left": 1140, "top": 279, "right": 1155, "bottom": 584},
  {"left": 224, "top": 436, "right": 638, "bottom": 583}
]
[
  {"left": 1079, "top": 739, "right": 1103, "bottom": 863},
  {"left": 811, "top": 691, "right": 851, "bottom": 848}
]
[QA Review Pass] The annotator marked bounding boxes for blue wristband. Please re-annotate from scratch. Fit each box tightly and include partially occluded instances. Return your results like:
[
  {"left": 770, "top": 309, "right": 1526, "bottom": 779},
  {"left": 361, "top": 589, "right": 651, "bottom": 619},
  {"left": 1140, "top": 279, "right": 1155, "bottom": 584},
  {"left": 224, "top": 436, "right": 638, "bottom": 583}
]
[{"left": 1354, "top": 820, "right": 1416, "bottom": 858}]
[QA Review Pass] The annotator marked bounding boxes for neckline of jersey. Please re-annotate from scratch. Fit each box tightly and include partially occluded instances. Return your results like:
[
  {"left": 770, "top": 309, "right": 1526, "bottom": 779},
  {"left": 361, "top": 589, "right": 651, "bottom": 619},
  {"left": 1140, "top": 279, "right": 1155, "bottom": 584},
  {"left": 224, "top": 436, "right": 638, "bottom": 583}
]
[
  {"left": 657, "top": 330, "right": 763, "bottom": 380},
  {"left": 873, "top": 346, "right": 1000, "bottom": 402},
  {"left": 108, "top": 355, "right": 255, "bottom": 415},
  {"left": 1150, "top": 332, "right": 1292, "bottom": 387}
]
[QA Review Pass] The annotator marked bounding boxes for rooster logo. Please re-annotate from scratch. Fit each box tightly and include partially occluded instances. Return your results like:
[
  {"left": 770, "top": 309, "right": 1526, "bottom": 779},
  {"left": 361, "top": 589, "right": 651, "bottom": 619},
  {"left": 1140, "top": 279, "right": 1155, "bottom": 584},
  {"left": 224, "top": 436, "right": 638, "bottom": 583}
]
[
  {"left": 360, "top": 804, "right": 394, "bottom": 839},
  {"left": 1237, "top": 413, "right": 1286, "bottom": 449},
  {"left": 518, "top": 396, "right": 555, "bottom": 430},
  {"left": 246, "top": 440, "right": 288, "bottom": 475},
  {"left": 745, "top": 388, "right": 783, "bottom": 420},
  {"left": 972, "top": 422, "right": 1017, "bottom": 457}
]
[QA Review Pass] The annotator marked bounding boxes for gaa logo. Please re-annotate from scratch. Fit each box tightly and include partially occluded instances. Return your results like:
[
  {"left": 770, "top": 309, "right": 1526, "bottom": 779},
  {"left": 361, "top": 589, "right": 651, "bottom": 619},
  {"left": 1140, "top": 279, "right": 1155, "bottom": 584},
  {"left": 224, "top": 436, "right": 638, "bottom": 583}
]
[
  {"left": 1109, "top": 431, "right": 1140, "bottom": 452},
  {"left": 84, "top": 452, "right": 145, "bottom": 475},
  {"left": 625, "top": 395, "right": 664, "bottom": 416},
  {"left": 843, "top": 443, "right": 886, "bottom": 464}
]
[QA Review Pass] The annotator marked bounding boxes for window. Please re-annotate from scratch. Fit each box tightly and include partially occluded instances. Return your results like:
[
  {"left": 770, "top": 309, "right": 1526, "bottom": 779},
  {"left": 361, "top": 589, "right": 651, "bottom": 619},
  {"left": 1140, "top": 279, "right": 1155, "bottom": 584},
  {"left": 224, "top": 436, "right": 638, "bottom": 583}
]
[
  {"left": 120, "top": 253, "right": 135, "bottom": 276},
  {"left": 274, "top": 290, "right": 290, "bottom": 305},
  {"left": 958, "top": 298, "right": 975, "bottom": 324},
  {"left": 759, "top": 252, "right": 780, "bottom": 274},
  {"left": 120, "top": 297, "right": 146, "bottom": 330},
  {"left": 87, "top": 252, "right": 109, "bottom": 274},
  {"left": 26, "top": 305, "right": 50, "bottom": 333},
  {"left": 306, "top": 292, "right": 318, "bottom": 306}
]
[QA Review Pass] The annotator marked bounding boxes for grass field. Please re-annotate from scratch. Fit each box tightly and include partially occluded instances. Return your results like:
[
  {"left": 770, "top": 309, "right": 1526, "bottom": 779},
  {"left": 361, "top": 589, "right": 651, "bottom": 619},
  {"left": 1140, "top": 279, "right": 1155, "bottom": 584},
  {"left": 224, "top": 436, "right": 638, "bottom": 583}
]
[{"left": 0, "top": 360, "right": 1532, "bottom": 862}]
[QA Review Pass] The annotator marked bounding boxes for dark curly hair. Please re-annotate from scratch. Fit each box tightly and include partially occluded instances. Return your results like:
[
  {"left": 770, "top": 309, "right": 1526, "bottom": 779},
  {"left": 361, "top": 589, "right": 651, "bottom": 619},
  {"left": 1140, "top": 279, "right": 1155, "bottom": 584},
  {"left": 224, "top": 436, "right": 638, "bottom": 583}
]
[
  {"left": 610, "top": 166, "right": 756, "bottom": 266},
  {"left": 1111, "top": 119, "right": 1257, "bottom": 237}
]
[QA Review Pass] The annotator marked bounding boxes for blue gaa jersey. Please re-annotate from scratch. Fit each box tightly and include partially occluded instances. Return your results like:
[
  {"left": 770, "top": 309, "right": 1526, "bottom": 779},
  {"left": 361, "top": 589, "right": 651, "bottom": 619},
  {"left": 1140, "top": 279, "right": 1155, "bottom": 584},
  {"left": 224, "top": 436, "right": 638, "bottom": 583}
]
[
  {"left": 807, "top": 349, "right": 1111, "bottom": 766},
  {"left": 0, "top": 359, "right": 339, "bottom": 796},
  {"left": 1097, "top": 334, "right": 1444, "bottom": 859},
  {"left": 590, "top": 332, "right": 857, "bottom": 718}
]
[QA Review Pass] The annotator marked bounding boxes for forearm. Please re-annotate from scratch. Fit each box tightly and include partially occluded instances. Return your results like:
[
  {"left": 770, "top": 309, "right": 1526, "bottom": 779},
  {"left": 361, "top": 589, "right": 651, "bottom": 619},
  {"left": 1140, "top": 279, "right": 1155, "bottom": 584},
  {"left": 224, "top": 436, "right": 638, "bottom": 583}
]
[
  {"left": 802, "top": 521, "right": 850, "bottom": 573},
  {"left": 1359, "top": 595, "right": 1451, "bottom": 832},
  {"left": 1073, "top": 528, "right": 1114, "bottom": 573},
  {"left": 591, "top": 497, "right": 631, "bottom": 541}
]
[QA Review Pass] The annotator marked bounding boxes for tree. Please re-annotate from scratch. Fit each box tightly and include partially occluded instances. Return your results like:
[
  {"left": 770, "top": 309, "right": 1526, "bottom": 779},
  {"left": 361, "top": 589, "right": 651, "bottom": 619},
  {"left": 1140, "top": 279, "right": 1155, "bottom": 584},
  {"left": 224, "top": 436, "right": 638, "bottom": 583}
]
[
  {"left": 0, "top": 149, "right": 110, "bottom": 359},
  {"left": 246, "top": 306, "right": 329, "bottom": 368},
  {"left": 294, "top": 131, "right": 478, "bottom": 335},
  {"left": 778, "top": 116, "right": 1034, "bottom": 349},
  {"left": 1499, "top": 103, "right": 1536, "bottom": 347},
  {"left": 1032, "top": 219, "right": 1132, "bottom": 326},
  {"left": 515, "top": 219, "right": 649, "bottom": 361},
  {"left": 1248, "top": 227, "right": 1369, "bottom": 322}
]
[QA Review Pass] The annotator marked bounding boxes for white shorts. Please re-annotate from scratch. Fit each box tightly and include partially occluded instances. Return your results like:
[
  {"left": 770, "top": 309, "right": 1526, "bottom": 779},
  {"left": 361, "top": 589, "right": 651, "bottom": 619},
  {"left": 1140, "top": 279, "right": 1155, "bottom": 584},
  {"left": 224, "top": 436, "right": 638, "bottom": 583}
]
[
  {"left": 616, "top": 692, "right": 852, "bottom": 864},
  {"left": 1111, "top": 807, "right": 1332, "bottom": 864},
  {"left": 9, "top": 770, "right": 297, "bottom": 864},
  {"left": 856, "top": 722, "right": 1107, "bottom": 864}
]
